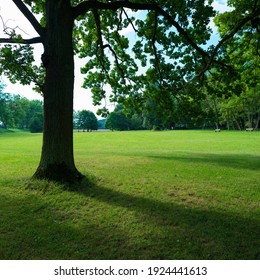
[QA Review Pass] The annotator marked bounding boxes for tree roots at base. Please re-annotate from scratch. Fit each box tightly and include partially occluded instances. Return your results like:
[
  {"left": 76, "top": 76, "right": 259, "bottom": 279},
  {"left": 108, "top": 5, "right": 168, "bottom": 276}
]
[{"left": 33, "top": 163, "right": 84, "bottom": 183}]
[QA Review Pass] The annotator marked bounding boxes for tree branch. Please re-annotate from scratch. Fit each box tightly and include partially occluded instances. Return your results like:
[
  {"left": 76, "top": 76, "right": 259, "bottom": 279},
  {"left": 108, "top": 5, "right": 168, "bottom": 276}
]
[
  {"left": 0, "top": 37, "right": 42, "bottom": 44},
  {"left": 73, "top": 1, "right": 211, "bottom": 64},
  {"left": 92, "top": 8, "right": 111, "bottom": 78},
  {"left": 74, "top": 1, "right": 260, "bottom": 95},
  {"left": 74, "top": 1, "right": 260, "bottom": 64},
  {"left": 12, "top": 0, "right": 44, "bottom": 38},
  {"left": 212, "top": 9, "right": 260, "bottom": 60},
  {"left": 93, "top": 9, "right": 105, "bottom": 58},
  {"left": 123, "top": 8, "right": 138, "bottom": 33},
  {"left": 73, "top": 1, "right": 158, "bottom": 20},
  {"left": 151, "top": 11, "right": 163, "bottom": 89},
  {"left": 196, "top": 7, "right": 260, "bottom": 79},
  {"left": 103, "top": 43, "right": 125, "bottom": 78}
]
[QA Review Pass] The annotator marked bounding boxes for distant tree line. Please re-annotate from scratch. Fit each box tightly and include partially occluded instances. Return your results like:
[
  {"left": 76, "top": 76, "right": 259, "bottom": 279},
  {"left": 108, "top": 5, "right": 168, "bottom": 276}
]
[
  {"left": 0, "top": 83, "right": 43, "bottom": 132},
  {"left": 105, "top": 83, "right": 259, "bottom": 131}
]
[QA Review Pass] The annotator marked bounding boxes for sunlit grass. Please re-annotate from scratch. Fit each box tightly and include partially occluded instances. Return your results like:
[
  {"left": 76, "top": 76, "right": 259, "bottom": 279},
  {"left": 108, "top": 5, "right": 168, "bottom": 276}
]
[{"left": 0, "top": 130, "right": 259, "bottom": 259}]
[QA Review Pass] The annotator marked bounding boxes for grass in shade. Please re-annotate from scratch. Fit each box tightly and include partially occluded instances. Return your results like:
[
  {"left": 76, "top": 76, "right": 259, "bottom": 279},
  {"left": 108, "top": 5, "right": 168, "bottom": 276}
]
[{"left": 0, "top": 130, "right": 259, "bottom": 259}]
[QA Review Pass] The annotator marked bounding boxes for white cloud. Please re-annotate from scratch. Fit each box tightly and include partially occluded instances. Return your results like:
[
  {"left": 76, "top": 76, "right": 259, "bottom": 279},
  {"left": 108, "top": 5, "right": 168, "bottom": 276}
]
[
  {"left": 207, "top": 0, "right": 234, "bottom": 44},
  {"left": 212, "top": 0, "right": 233, "bottom": 13},
  {"left": 119, "top": 25, "right": 135, "bottom": 36},
  {"left": 215, "top": 0, "right": 226, "bottom": 4}
]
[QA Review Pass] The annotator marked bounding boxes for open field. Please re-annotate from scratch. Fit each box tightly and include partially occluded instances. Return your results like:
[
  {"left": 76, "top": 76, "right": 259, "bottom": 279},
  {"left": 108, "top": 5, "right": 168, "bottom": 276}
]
[{"left": 0, "top": 130, "right": 259, "bottom": 259}]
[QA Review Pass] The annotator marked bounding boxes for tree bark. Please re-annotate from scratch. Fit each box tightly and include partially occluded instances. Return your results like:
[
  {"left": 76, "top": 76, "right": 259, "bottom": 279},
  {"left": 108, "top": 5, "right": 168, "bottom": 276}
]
[
  {"left": 226, "top": 110, "right": 230, "bottom": 130},
  {"left": 34, "top": 0, "right": 83, "bottom": 182},
  {"left": 255, "top": 112, "right": 260, "bottom": 130}
]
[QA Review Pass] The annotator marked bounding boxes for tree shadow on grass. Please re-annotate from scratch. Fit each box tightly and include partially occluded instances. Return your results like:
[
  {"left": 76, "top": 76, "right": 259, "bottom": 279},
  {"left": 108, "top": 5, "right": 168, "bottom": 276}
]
[
  {"left": 0, "top": 177, "right": 259, "bottom": 260},
  {"left": 148, "top": 153, "right": 260, "bottom": 171},
  {"left": 80, "top": 183, "right": 260, "bottom": 259}
]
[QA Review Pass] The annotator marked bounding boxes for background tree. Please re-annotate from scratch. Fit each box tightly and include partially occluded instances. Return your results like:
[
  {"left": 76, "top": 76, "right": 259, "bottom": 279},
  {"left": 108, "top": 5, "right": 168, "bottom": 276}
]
[
  {"left": 0, "top": 82, "right": 43, "bottom": 130},
  {"left": 142, "top": 97, "right": 175, "bottom": 130},
  {"left": 73, "top": 110, "right": 80, "bottom": 131},
  {"left": 204, "top": 0, "right": 260, "bottom": 130},
  {"left": 77, "top": 110, "right": 98, "bottom": 132},
  {"left": 24, "top": 99, "right": 43, "bottom": 129},
  {"left": 0, "top": 84, "right": 13, "bottom": 129},
  {"left": 218, "top": 89, "right": 260, "bottom": 130},
  {"left": 105, "top": 104, "right": 131, "bottom": 131},
  {"left": 0, "top": 0, "right": 259, "bottom": 182},
  {"left": 29, "top": 112, "right": 43, "bottom": 133},
  {"left": 105, "top": 104, "right": 143, "bottom": 131}
]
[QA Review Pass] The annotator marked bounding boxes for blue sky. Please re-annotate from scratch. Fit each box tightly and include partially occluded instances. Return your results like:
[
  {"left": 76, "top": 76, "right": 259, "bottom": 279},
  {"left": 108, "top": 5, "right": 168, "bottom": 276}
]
[{"left": 0, "top": 0, "right": 232, "bottom": 113}]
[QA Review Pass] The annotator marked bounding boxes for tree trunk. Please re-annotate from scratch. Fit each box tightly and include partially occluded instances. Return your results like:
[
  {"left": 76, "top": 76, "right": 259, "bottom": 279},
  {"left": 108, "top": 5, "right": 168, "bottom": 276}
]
[
  {"left": 226, "top": 110, "right": 230, "bottom": 130},
  {"left": 247, "top": 114, "right": 253, "bottom": 128},
  {"left": 213, "top": 99, "right": 220, "bottom": 129},
  {"left": 255, "top": 112, "right": 260, "bottom": 130},
  {"left": 34, "top": 0, "right": 83, "bottom": 182},
  {"left": 234, "top": 118, "right": 242, "bottom": 130}
]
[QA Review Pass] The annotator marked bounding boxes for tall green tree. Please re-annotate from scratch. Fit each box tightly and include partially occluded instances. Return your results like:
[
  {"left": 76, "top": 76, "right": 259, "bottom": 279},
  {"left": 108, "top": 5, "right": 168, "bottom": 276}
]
[
  {"left": 105, "top": 110, "right": 130, "bottom": 131},
  {"left": 0, "top": 83, "right": 13, "bottom": 129},
  {"left": 0, "top": 1, "right": 259, "bottom": 182},
  {"left": 105, "top": 104, "right": 143, "bottom": 131},
  {"left": 23, "top": 99, "right": 43, "bottom": 129},
  {"left": 77, "top": 110, "right": 98, "bottom": 131},
  {"left": 0, "top": 84, "right": 43, "bottom": 129},
  {"left": 211, "top": 0, "right": 260, "bottom": 129},
  {"left": 105, "top": 104, "right": 131, "bottom": 130}
]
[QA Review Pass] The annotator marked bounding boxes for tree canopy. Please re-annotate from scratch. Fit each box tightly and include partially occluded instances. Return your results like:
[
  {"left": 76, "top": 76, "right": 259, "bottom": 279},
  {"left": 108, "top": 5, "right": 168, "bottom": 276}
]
[{"left": 1, "top": 1, "right": 258, "bottom": 105}]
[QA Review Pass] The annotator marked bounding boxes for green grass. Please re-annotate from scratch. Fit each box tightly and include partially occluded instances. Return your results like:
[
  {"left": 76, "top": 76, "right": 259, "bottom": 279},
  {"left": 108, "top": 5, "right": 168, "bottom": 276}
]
[{"left": 0, "top": 130, "right": 259, "bottom": 259}]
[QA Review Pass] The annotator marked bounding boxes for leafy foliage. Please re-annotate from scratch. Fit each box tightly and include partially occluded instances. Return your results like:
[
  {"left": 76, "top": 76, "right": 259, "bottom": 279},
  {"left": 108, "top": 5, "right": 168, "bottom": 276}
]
[
  {"left": 29, "top": 112, "right": 43, "bottom": 133},
  {"left": 0, "top": 45, "right": 45, "bottom": 93},
  {"left": 0, "top": 86, "right": 13, "bottom": 129},
  {"left": 75, "top": 1, "right": 217, "bottom": 110},
  {"left": 0, "top": 82, "right": 43, "bottom": 130},
  {"left": 206, "top": 0, "right": 260, "bottom": 129},
  {"left": 74, "top": 110, "right": 98, "bottom": 131}
]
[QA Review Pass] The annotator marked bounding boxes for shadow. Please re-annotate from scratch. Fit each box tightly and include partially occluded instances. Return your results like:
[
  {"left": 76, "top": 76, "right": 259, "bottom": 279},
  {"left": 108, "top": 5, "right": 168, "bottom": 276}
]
[
  {"left": 81, "top": 184, "right": 260, "bottom": 259},
  {"left": 1, "top": 177, "right": 259, "bottom": 260},
  {"left": 0, "top": 179, "right": 131, "bottom": 260},
  {"left": 148, "top": 153, "right": 260, "bottom": 171}
]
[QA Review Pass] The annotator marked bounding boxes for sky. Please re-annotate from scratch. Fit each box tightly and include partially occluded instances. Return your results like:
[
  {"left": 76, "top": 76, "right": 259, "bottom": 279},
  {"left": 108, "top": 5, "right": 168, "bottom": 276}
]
[{"left": 0, "top": 0, "right": 232, "bottom": 114}]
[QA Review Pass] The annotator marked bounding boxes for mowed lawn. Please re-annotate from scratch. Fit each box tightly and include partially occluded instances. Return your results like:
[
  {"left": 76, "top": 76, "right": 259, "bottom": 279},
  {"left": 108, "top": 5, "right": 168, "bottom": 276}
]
[{"left": 0, "top": 130, "right": 259, "bottom": 259}]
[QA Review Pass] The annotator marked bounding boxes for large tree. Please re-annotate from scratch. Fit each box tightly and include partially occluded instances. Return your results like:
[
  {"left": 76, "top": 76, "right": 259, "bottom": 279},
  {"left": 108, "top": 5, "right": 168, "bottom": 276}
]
[{"left": 0, "top": 0, "right": 259, "bottom": 182}]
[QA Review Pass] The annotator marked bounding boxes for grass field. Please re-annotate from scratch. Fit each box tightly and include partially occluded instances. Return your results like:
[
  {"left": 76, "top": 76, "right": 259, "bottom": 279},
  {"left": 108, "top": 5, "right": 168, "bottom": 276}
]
[{"left": 0, "top": 130, "right": 259, "bottom": 259}]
